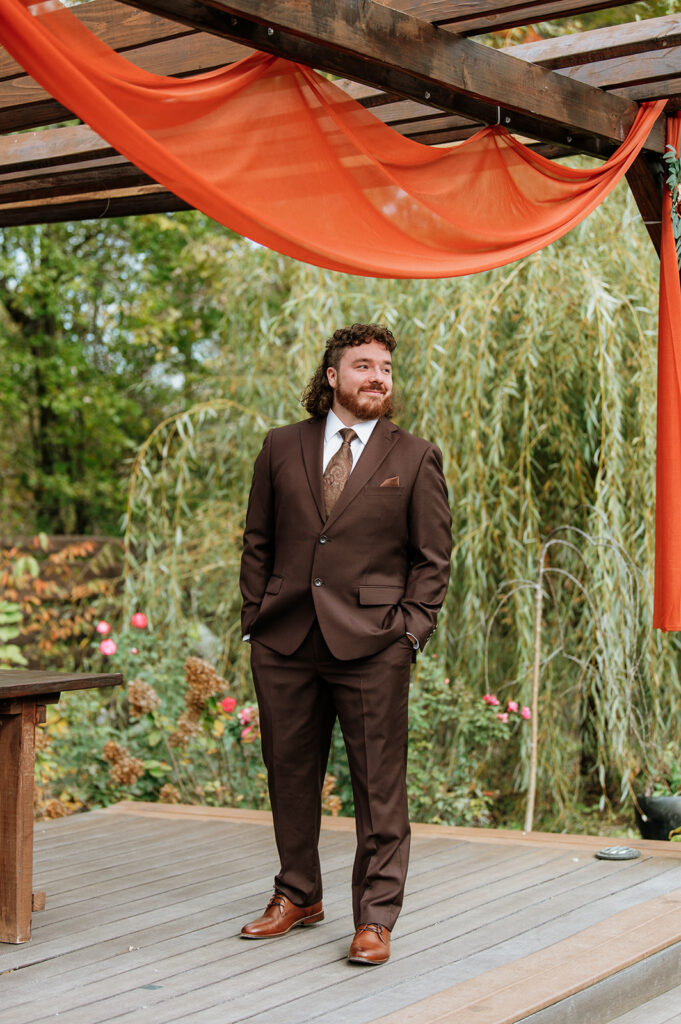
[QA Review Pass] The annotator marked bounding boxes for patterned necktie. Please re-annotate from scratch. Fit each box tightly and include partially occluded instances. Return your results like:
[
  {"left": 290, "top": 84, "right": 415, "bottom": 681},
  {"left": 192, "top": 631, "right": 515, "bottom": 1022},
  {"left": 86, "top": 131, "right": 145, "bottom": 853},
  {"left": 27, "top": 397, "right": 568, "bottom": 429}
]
[{"left": 323, "top": 427, "right": 358, "bottom": 518}]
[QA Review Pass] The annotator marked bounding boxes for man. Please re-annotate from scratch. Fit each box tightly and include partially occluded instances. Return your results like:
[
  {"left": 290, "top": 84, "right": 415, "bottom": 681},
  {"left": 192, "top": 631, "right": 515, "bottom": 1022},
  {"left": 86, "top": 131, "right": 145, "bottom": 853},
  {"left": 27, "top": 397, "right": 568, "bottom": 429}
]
[{"left": 239, "top": 322, "right": 451, "bottom": 965}]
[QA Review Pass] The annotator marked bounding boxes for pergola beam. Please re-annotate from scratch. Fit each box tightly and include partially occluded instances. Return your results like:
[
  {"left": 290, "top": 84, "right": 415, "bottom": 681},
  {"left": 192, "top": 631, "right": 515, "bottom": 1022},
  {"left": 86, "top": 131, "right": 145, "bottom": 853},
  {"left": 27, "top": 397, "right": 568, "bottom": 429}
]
[
  {"left": 0, "top": 0, "right": 193, "bottom": 80},
  {"left": 117, "top": 0, "right": 665, "bottom": 157},
  {"left": 0, "top": 31, "right": 248, "bottom": 133},
  {"left": 341, "top": 45, "right": 681, "bottom": 114},
  {"left": 561, "top": 47, "right": 681, "bottom": 95},
  {"left": 377, "top": 0, "right": 636, "bottom": 35},
  {"left": 324, "top": 16, "right": 681, "bottom": 110},
  {"left": 509, "top": 13, "right": 681, "bottom": 68},
  {"left": 0, "top": 186, "right": 190, "bottom": 227}
]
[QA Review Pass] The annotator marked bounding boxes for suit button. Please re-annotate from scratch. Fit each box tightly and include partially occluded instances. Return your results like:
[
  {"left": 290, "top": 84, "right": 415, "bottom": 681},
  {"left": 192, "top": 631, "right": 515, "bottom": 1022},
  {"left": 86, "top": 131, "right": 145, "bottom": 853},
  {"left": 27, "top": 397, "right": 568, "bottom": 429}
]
[
  {"left": 319, "top": 535, "right": 328, "bottom": 544},
  {"left": 313, "top": 578, "right": 323, "bottom": 587}
]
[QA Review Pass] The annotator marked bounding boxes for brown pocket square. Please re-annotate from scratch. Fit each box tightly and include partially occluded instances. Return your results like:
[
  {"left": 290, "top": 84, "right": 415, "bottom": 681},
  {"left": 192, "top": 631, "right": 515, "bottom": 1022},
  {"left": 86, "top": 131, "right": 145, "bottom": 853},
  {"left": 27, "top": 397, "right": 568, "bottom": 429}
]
[{"left": 380, "top": 476, "right": 400, "bottom": 488}]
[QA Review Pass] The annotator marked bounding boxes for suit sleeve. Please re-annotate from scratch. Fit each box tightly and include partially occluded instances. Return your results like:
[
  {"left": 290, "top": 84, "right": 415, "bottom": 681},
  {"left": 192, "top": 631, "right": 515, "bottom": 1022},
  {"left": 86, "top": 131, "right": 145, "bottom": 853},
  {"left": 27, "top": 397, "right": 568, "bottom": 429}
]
[
  {"left": 400, "top": 443, "right": 452, "bottom": 649},
  {"left": 239, "top": 430, "right": 274, "bottom": 636}
]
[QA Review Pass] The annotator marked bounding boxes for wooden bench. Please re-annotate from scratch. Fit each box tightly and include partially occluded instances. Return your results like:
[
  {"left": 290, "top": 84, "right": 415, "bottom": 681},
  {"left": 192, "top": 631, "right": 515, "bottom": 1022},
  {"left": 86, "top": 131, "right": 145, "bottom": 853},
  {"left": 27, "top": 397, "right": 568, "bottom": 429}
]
[{"left": 0, "top": 669, "right": 122, "bottom": 943}]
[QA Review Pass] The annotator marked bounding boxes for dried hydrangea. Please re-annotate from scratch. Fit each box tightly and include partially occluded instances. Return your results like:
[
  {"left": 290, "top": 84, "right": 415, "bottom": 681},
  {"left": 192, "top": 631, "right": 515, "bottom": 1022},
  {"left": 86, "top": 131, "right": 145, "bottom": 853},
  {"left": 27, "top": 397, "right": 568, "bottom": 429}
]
[
  {"left": 159, "top": 783, "right": 182, "bottom": 804},
  {"left": 128, "top": 678, "right": 161, "bottom": 718},
  {"left": 110, "top": 756, "right": 145, "bottom": 786},
  {"left": 322, "top": 773, "right": 342, "bottom": 817},
  {"left": 168, "top": 711, "right": 203, "bottom": 748},
  {"left": 43, "top": 798, "right": 70, "bottom": 819},
  {"left": 324, "top": 795, "right": 342, "bottom": 817},
  {"left": 102, "top": 739, "right": 126, "bottom": 763},
  {"left": 185, "top": 656, "right": 225, "bottom": 714},
  {"left": 102, "top": 739, "right": 145, "bottom": 785}
]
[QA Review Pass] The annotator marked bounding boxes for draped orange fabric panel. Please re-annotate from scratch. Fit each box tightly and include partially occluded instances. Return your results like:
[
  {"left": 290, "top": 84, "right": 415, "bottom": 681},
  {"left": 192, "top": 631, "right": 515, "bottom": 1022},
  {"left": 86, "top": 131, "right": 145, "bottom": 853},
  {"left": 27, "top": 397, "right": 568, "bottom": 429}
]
[
  {"left": 655, "top": 114, "right": 681, "bottom": 630},
  {"left": 0, "top": 0, "right": 665, "bottom": 278}
]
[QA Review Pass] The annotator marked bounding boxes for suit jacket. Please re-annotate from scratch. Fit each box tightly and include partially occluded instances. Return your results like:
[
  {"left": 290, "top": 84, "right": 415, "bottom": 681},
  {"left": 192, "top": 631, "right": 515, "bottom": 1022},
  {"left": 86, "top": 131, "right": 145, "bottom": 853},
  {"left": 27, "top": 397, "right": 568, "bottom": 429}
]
[{"left": 239, "top": 416, "right": 452, "bottom": 661}]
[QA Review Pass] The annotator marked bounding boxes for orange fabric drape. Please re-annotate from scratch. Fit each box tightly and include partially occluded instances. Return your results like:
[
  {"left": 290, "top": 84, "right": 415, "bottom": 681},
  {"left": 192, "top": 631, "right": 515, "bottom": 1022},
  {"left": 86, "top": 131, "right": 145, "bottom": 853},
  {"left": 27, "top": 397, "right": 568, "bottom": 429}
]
[
  {"left": 655, "top": 114, "right": 681, "bottom": 629},
  {"left": 0, "top": 0, "right": 665, "bottom": 278}
]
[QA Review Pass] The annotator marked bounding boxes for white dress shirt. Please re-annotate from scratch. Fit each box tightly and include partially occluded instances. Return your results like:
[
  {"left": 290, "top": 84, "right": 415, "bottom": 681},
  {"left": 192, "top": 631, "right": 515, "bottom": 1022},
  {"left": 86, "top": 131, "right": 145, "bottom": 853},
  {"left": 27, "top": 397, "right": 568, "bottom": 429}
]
[{"left": 323, "top": 409, "right": 378, "bottom": 472}]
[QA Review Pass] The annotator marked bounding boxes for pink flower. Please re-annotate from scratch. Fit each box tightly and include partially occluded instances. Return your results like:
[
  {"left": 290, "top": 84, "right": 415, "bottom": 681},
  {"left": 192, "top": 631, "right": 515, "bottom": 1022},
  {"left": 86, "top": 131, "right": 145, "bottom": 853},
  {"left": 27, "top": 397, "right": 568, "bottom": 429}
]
[
  {"left": 131, "top": 647, "right": 138, "bottom": 655},
  {"left": 96, "top": 620, "right": 111, "bottom": 635},
  {"left": 444, "top": 677, "right": 450, "bottom": 685},
  {"left": 507, "top": 700, "right": 519, "bottom": 713},
  {"left": 99, "top": 638, "right": 117, "bottom": 656},
  {"left": 131, "top": 612, "right": 148, "bottom": 630},
  {"left": 238, "top": 706, "right": 254, "bottom": 725},
  {"left": 496, "top": 712, "right": 509, "bottom": 723},
  {"left": 241, "top": 726, "right": 254, "bottom": 742},
  {"left": 483, "top": 694, "right": 500, "bottom": 706},
  {"left": 221, "top": 696, "right": 237, "bottom": 714},
  {"left": 521, "top": 706, "right": 532, "bottom": 720}
]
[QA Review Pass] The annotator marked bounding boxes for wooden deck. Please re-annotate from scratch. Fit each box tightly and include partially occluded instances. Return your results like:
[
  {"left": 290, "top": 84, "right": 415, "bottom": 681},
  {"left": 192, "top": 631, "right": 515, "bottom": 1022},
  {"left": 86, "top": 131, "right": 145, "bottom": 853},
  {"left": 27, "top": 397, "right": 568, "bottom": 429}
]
[{"left": 2, "top": 803, "right": 681, "bottom": 1024}]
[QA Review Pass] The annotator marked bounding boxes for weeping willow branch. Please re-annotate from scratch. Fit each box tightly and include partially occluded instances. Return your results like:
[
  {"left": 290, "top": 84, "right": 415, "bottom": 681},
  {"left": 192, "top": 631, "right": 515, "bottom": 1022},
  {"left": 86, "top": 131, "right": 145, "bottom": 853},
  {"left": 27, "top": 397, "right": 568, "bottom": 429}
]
[{"left": 489, "top": 513, "right": 652, "bottom": 833}]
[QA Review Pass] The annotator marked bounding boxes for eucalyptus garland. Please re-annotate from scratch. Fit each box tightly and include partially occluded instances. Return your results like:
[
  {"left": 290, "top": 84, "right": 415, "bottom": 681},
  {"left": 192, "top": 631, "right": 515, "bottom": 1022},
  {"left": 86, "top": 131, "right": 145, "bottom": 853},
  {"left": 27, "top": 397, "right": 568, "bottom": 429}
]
[{"left": 663, "top": 143, "right": 681, "bottom": 268}]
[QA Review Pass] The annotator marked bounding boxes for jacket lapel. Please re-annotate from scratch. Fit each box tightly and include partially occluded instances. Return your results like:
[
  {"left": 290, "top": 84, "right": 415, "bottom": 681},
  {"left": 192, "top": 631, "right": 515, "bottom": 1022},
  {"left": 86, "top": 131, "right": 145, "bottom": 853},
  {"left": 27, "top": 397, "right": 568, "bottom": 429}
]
[
  {"left": 324, "top": 417, "right": 399, "bottom": 529},
  {"left": 300, "top": 418, "right": 326, "bottom": 523}
]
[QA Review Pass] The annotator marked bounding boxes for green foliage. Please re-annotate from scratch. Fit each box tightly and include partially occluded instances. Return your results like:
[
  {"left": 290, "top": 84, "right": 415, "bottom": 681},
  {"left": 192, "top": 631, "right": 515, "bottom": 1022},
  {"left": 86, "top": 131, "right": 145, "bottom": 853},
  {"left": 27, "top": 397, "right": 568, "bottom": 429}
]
[
  {"left": 648, "top": 742, "right": 681, "bottom": 797},
  {"left": 0, "top": 599, "right": 27, "bottom": 667},
  {"left": 663, "top": 143, "right": 681, "bottom": 269},
  {"left": 407, "top": 653, "right": 529, "bottom": 826},
  {"left": 36, "top": 624, "right": 531, "bottom": 827},
  {"left": 36, "top": 626, "right": 270, "bottom": 813},
  {"left": 0, "top": 216, "right": 241, "bottom": 534},
  {"left": 0, "top": 534, "right": 120, "bottom": 668}
]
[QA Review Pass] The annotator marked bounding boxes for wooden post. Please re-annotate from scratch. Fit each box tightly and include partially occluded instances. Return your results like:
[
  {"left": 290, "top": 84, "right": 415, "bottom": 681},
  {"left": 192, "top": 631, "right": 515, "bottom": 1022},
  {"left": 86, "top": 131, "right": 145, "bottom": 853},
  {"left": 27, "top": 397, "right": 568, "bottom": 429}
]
[
  {"left": 0, "top": 701, "right": 37, "bottom": 943},
  {"left": 626, "top": 152, "right": 665, "bottom": 256}
]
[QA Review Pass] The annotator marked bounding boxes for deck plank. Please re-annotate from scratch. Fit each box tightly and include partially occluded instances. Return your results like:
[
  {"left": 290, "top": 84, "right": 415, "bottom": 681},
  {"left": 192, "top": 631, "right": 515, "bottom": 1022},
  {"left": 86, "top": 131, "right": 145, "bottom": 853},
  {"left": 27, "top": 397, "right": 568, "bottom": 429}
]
[
  {"left": 0, "top": 839, "right": 522, "bottom": 1008},
  {"left": 1, "top": 805, "right": 680, "bottom": 1024},
  {"left": 1, "top": 841, "right": 542, "bottom": 1012}
]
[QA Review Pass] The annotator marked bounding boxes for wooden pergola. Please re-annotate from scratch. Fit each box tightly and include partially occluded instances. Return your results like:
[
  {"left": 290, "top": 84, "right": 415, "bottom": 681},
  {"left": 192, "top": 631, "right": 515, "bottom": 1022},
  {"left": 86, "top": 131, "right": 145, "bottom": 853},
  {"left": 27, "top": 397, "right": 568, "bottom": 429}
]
[{"left": 0, "top": 0, "right": 679, "bottom": 258}]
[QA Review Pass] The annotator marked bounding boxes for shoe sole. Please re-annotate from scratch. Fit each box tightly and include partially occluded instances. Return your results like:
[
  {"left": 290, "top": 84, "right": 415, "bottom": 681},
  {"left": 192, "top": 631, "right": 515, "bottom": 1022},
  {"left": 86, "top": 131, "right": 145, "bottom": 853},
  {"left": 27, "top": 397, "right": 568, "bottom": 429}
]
[
  {"left": 240, "top": 911, "right": 324, "bottom": 939},
  {"left": 348, "top": 954, "right": 389, "bottom": 966}
]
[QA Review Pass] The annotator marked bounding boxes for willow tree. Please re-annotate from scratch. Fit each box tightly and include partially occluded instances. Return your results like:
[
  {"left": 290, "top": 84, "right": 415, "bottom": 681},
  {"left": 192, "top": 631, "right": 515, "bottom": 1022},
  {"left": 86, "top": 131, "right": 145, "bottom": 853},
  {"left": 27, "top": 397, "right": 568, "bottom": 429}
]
[{"left": 120, "top": 177, "right": 678, "bottom": 827}]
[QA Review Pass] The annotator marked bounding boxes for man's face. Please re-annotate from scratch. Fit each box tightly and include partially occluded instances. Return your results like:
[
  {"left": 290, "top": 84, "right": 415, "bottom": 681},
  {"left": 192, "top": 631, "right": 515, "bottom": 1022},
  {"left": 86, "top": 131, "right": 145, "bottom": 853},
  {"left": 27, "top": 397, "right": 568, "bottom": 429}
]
[{"left": 327, "top": 340, "right": 393, "bottom": 423}]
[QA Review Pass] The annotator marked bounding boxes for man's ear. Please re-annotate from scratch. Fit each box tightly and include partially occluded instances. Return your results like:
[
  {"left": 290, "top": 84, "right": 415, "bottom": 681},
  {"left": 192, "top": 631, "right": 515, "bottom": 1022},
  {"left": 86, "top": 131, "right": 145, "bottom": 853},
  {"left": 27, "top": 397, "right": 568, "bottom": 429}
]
[{"left": 327, "top": 366, "right": 337, "bottom": 390}]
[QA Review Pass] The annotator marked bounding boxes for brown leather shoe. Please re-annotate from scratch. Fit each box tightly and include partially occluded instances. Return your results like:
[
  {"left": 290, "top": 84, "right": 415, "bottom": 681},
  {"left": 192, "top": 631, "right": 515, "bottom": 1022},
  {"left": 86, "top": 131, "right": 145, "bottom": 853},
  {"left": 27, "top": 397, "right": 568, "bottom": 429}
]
[
  {"left": 240, "top": 893, "right": 324, "bottom": 939},
  {"left": 348, "top": 923, "right": 391, "bottom": 965}
]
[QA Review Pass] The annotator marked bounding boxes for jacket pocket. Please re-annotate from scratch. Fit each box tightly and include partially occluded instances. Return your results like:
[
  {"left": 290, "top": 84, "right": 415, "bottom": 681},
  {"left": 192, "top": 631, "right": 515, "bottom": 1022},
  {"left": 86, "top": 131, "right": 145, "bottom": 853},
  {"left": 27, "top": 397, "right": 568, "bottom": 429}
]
[
  {"left": 358, "top": 584, "right": 404, "bottom": 606},
  {"left": 265, "top": 575, "right": 283, "bottom": 595}
]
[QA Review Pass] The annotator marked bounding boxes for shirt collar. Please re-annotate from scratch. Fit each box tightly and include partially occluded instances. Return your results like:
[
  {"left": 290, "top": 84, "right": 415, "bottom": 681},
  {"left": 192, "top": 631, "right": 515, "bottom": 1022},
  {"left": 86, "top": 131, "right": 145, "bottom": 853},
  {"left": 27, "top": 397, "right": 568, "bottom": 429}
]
[{"left": 325, "top": 408, "right": 378, "bottom": 446}]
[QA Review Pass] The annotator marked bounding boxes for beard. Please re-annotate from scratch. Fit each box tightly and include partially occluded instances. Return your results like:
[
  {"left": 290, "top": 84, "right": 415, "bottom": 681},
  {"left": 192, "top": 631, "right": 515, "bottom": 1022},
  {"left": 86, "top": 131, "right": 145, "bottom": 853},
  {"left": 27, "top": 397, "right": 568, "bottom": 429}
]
[{"left": 335, "top": 380, "right": 393, "bottom": 420}]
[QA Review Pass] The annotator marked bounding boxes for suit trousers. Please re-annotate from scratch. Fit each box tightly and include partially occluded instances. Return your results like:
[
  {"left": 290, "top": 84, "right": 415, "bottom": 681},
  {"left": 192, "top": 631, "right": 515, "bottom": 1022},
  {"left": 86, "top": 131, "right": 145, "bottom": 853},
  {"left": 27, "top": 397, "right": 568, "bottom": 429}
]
[{"left": 250, "top": 621, "right": 413, "bottom": 930}]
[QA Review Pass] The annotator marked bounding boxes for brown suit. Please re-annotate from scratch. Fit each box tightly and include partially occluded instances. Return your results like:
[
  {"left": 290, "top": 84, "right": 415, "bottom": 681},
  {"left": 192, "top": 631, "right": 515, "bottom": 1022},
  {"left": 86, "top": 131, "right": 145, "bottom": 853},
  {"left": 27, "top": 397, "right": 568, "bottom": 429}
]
[{"left": 240, "top": 415, "right": 451, "bottom": 928}]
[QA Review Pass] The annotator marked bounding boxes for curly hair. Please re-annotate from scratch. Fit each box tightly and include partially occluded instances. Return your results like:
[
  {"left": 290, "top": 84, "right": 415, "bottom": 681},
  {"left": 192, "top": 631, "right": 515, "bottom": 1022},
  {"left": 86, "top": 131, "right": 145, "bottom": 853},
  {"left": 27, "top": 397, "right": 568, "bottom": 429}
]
[{"left": 301, "top": 323, "right": 397, "bottom": 419}]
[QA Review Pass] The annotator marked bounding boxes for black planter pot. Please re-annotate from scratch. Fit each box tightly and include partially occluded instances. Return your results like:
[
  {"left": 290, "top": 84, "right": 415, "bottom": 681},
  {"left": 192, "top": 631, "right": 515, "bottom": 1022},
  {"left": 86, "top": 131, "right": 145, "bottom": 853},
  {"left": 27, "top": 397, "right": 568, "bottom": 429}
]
[{"left": 634, "top": 794, "right": 681, "bottom": 841}]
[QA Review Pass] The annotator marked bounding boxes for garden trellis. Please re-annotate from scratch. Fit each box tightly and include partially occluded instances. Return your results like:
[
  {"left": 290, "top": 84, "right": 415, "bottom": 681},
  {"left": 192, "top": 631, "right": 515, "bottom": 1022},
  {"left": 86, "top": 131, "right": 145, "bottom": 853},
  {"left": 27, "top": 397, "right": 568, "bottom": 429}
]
[{"left": 1, "top": 0, "right": 681, "bottom": 627}]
